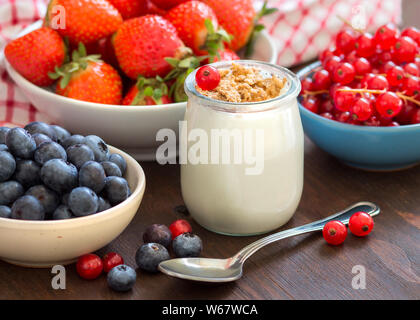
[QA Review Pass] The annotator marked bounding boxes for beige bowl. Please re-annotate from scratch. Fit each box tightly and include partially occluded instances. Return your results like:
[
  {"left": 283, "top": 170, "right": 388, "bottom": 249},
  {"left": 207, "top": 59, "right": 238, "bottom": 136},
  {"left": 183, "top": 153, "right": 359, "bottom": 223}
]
[{"left": 0, "top": 146, "right": 146, "bottom": 268}]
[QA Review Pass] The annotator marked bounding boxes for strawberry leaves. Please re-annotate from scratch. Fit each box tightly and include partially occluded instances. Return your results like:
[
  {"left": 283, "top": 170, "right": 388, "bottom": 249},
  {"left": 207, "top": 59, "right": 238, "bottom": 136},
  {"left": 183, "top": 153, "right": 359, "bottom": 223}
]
[
  {"left": 130, "top": 76, "right": 169, "bottom": 105},
  {"left": 200, "top": 19, "right": 232, "bottom": 62}
]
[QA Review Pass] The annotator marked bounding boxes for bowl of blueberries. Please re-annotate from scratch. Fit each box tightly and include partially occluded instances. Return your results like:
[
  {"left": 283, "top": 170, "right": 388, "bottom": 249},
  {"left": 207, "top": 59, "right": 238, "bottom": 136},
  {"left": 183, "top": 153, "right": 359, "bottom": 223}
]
[{"left": 0, "top": 122, "right": 146, "bottom": 267}]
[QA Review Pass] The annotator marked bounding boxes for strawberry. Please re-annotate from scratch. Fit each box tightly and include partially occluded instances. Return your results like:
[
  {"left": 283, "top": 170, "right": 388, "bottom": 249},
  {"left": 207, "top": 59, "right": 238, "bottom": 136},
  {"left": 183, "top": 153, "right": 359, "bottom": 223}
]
[
  {"left": 50, "top": 44, "right": 122, "bottom": 104},
  {"left": 165, "top": 1, "right": 230, "bottom": 56},
  {"left": 122, "top": 76, "right": 172, "bottom": 105},
  {"left": 208, "top": 48, "right": 240, "bottom": 63},
  {"left": 5, "top": 27, "right": 66, "bottom": 86},
  {"left": 151, "top": 0, "right": 189, "bottom": 10},
  {"left": 45, "top": 0, "right": 123, "bottom": 45},
  {"left": 113, "top": 15, "right": 187, "bottom": 79},
  {"left": 108, "top": 0, "right": 149, "bottom": 20}
]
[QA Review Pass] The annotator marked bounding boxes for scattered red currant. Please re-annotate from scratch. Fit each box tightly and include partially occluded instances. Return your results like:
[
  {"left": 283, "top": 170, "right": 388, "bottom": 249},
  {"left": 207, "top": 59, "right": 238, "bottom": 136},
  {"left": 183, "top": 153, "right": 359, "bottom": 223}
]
[
  {"left": 169, "top": 219, "right": 192, "bottom": 239},
  {"left": 323, "top": 221, "right": 347, "bottom": 245},
  {"left": 76, "top": 254, "right": 103, "bottom": 280},
  {"left": 348, "top": 211, "right": 374, "bottom": 237},
  {"left": 102, "top": 252, "right": 124, "bottom": 273},
  {"left": 195, "top": 66, "right": 220, "bottom": 91}
]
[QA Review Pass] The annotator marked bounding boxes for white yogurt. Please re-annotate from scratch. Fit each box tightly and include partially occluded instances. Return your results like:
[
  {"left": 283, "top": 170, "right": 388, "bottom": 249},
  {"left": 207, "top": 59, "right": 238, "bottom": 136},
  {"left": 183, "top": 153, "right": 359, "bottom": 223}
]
[{"left": 181, "top": 61, "right": 303, "bottom": 236}]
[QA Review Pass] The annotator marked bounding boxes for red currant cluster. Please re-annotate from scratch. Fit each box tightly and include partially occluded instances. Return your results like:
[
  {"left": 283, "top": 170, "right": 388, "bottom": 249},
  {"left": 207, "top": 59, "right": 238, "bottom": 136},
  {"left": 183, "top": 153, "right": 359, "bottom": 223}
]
[{"left": 300, "top": 23, "right": 420, "bottom": 126}]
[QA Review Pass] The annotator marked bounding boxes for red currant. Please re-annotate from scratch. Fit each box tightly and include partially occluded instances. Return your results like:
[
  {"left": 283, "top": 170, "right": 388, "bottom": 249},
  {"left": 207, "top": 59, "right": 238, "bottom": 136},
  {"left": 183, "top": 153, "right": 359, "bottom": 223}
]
[
  {"left": 411, "top": 109, "right": 420, "bottom": 124},
  {"left": 402, "top": 76, "right": 420, "bottom": 96},
  {"left": 386, "top": 66, "right": 405, "bottom": 87},
  {"left": 302, "top": 97, "right": 319, "bottom": 113},
  {"left": 102, "top": 252, "right": 124, "bottom": 273},
  {"left": 393, "top": 36, "right": 418, "bottom": 63},
  {"left": 76, "top": 254, "right": 103, "bottom": 280},
  {"left": 300, "top": 77, "right": 313, "bottom": 94},
  {"left": 348, "top": 211, "right": 374, "bottom": 237},
  {"left": 322, "top": 221, "right": 347, "bottom": 245},
  {"left": 396, "top": 102, "right": 417, "bottom": 124},
  {"left": 320, "top": 112, "right": 334, "bottom": 120},
  {"left": 376, "top": 92, "right": 403, "bottom": 118},
  {"left": 374, "top": 23, "right": 399, "bottom": 50},
  {"left": 323, "top": 55, "right": 342, "bottom": 74},
  {"left": 312, "top": 69, "right": 331, "bottom": 90},
  {"left": 336, "top": 111, "right": 351, "bottom": 123},
  {"left": 350, "top": 98, "right": 373, "bottom": 121},
  {"left": 355, "top": 32, "right": 375, "bottom": 57},
  {"left": 404, "top": 62, "right": 419, "bottom": 76},
  {"left": 333, "top": 62, "right": 355, "bottom": 84},
  {"left": 333, "top": 86, "right": 354, "bottom": 111},
  {"left": 319, "top": 99, "right": 334, "bottom": 113},
  {"left": 380, "top": 61, "right": 396, "bottom": 73},
  {"left": 345, "top": 50, "right": 358, "bottom": 64},
  {"left": 388, "top": 121, "right": 400, "bottom": 127},
  {"left": 367, "top": 75, "right": 389, "bottom": 90},
  {"left": 195, "top": 66, "right": 220, "bottom": 90},
  {"left": 169, "top": 219, "right": 192, "bottom": 239},
  {"left": 364, "top": 115, "right": 381, "bottom": 126},
  {"left": 360, "top": 73, "right": 375, "bottom": 88},
  {"left": 336, "top": 29, "right": 357, "bottom": 54},
  {"left": 401, "top": 26, "right": 420, "bottom": 46},
  {"left": 319, "top": 47, "right": 335, "bottom": 62},
  {"left": 353, "top": 57, "right": 372, "bottom": 75}
]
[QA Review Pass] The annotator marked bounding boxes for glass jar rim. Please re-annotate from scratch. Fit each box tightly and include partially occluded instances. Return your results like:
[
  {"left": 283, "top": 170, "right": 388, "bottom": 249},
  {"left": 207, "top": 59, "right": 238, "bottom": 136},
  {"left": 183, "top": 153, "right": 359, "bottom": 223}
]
[{"left": 184, "top": 60, "right": 301, "bottom": 113}]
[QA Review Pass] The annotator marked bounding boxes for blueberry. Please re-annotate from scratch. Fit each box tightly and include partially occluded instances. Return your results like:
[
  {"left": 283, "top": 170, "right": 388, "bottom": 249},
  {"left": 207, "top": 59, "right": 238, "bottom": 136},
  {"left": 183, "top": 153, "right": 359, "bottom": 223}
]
[
  {"left": 0, "top": 127, "right": 10, "bottom": 144},
  {"left": 0, "top": 181, "right": 24, "bottom": 205},
  {"left": 11, "top": 195, "right": 45, "bottom": 220},
  {"left": 108, "top": 153, "right": 126, "bottom": 175},
  {"left": 61, "top": 134, "right": 85, "bottom": 149},
  {"left": 135, "top": 243, "right": 170, "bottom": 273},
  {"left": 104, "top": 176, "right": 130, "bottom": 205},
  {"left": 66, "top": 144, "right": 94, "bottom": 169},
  {"left": 32, "top": 133, "right": 52, "bottom": 147},
  {"left": 101, "top": 161, "right": 122, "bottom": 177},
  {"left": 40, "top": 159, "right": 78, "bottom": 194},
  {"left": 0, "top": 206, "right": 11, "bottom": 219},
  {"left": 34, "top": 141, "right": 67, "bottom": 165},
  {"left": 51, "top": 125, "right": 71, "bottom": 145},
  {"left": 0, "top": 151, "right": 16, "bottom": 182},
  {"left": 84, "top": 135, "right": 109, "bottom": 162},
  {"left": 13, "top": 159, "right": 41, "bottom": 188},
  {"left": 24, "top": 122, "right": 57, "bottom": 141},
  {"left": 61, "top": 192, "right": 70, "bottom": 206},
  {"left": 26, "top": 185, "right": 59, "bottom": 215},
  {"left": 52, "top": 205, "right": 73, "bottom": 220},
  {"left": 97, "top": 196, "right": 111, "bottom": 212},
  {"left": 107, "top": 264, "right": 137, "bottom": 292},
  {"left": 79, "top": 161, "right": 106, "bottom": 194},
  {"left": 143, "top": 224, "right": 172, "bottom": 248},
  {"left": 68, "top": 187, "right": 98, "bottom": 217},
  {"left": 0, "top": 144, "right": 8, "bottom": 151},
  {"left": 172, "top": 233, "right": 202, "bottom": 258},
  {"left": 5, "top": 127, "right": 36, "bottom": 159}
]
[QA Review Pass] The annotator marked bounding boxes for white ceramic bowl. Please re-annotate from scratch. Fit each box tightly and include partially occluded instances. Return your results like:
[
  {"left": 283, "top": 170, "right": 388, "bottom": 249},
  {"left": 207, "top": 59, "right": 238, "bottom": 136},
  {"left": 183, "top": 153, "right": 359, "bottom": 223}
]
[
  {"left": 5, "top": 21, "right": 278, "bottom": 160},
  {"left": 0, "top": 146, "right": 146, "bottom": 268}
]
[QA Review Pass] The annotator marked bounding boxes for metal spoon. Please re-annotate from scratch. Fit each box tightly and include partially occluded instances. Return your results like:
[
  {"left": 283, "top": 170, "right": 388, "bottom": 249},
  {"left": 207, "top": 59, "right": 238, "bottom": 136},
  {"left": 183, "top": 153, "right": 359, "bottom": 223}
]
[{"left": 158, "top": 202, "right": 380, "bottom": 282}]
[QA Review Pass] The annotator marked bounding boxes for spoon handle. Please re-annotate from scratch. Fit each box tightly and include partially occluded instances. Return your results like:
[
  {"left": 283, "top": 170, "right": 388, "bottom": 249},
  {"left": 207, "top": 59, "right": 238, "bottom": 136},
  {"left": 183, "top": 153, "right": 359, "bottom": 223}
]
[{"left": 233, "top": 202, "right": 380, "bottom": 264}]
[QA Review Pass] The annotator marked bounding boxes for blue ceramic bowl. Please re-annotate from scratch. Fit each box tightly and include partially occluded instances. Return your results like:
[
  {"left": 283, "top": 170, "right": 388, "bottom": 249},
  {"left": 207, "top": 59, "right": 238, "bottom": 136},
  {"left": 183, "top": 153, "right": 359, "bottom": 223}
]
[{"left": 297, "top": 62, "right": 420, "bottom": 171}]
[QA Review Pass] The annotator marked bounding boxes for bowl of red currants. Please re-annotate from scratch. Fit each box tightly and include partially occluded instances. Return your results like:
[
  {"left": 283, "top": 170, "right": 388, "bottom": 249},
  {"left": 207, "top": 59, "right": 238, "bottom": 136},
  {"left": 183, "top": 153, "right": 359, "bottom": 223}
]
[{"left": 297, "top": 23, "right": 420, "bottom": 171}]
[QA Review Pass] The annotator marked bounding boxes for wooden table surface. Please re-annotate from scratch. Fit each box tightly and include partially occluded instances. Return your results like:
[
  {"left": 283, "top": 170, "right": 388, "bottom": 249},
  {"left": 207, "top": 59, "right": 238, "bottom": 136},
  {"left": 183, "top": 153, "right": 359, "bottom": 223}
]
[{"left": 1, "top": 135, "right": 419, "bottom": 300}]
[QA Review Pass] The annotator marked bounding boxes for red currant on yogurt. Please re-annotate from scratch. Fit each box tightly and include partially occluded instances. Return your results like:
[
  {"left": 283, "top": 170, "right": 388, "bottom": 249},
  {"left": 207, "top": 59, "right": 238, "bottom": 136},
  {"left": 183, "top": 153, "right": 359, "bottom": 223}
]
[
  {"left": 195, "top": 66, "right": 220, "bottom": 91},
  {"left": 322, "top": 221, "right": 347, "bottom": 245},
  {"left": 102, "top": 252, "right": 124, "bottom": 273},
  {"left": 348, "top": 211, "right": 374, "bottom": 237},
  {"left": 76, "top": 254, "right": 103, "bottom": 280},
  {"left": 376, "top": 92, "right": 403, "bottom": 118}
]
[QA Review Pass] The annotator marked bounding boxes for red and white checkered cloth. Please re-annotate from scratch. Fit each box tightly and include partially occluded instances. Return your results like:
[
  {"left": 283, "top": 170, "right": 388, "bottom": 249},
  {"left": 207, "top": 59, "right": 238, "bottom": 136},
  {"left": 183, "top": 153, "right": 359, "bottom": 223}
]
[{"left": 0, "top": 0, "right": 402, "bottom": 128}]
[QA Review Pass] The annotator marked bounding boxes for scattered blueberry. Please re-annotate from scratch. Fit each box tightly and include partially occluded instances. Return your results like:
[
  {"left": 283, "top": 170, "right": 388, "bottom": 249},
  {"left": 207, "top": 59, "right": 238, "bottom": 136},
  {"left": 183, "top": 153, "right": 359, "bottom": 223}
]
[
  {"left": 108, "top": 153, "right": 126, "bottom": 175},
  {"left": 135, "top": 243, "right": 170, "bottom": 273},
  {"left": 40, "top": 159, "right": 78, "bottom": 194},
  {"left": 79, "top": 161, "right": 106, "bottom": 194},
  {"left": 98, "top": 197, "right": 111, "bottom": 212},
  {"left": 51, "top": 125, "right": 71, "bottom": 145},
  {"left": 84, "top": 135, "right": 109, "bottom": 162},
  {"left": 13, "top": 159, "right": 41, "bottom": 188},
  {"left": 26, "top": 185, "right": 59, "bottom": 215},
  {"left": 0, "top": 181, "right": 24, "bottom": 205},
  {"left": 66, "top": 144, "right": 94, "bottom": 169},
  {"left": 143, "top": 224, "right": 172, "bottom": 248},
  {"left": 0, "top": 144, "right": 8, "bottom": 151},
  {"left": 61, "top": 134, "right": 85, "bottom": 150},
  {"left": 34, "top": 141, "right": 67, "bottom": 165},
  {"left": 0, "top": 127, "right": 10, "bottom": 144},
  {"left": 68, "top": 187, "right": 98, "bottom": 217},
  {"left": 107, "top": 264, "right": 137, "bottom": 292},
  {"left": 104, "top": 176, "right": 130, "bottom": 205},
  {"left": 11, "top": 195, "right": 45, "bottom": 220},
  {"left": 0, "top": 151, "right": 16, "bottom": 182},
  {"left": 101, "top": 161, "right": 122, "bottom": 177},
  {"left": 172, "top": 233, "right": 202, "bottom": 258},
  {"left": 32, "top": 133, "right": 52, "bottom": 147},
  {"left": 0, "top": 205, "right": 11, "bottom": 218},
  {"left": 5, "top": 127, "right": 36, "bottom": 159},
  {"left": 24, "top": 122, "right": 57, "bottom": 141},
  {"left": 52, "top": 205, "right": 73, "bottom": 220}
]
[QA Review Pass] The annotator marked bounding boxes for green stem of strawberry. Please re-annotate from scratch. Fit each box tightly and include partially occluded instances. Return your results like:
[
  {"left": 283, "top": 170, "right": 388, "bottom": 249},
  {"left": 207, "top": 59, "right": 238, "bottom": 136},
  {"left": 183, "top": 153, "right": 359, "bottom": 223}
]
[{"left": 201, "top": 19, "right": 232, "bottom": 63}]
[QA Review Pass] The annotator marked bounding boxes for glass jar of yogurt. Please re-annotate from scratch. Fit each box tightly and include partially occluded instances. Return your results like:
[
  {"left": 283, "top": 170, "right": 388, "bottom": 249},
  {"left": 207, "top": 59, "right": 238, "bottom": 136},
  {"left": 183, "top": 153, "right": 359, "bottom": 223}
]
[{"left": 181, "top": 60, "right": 303, "bottom": 236}]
